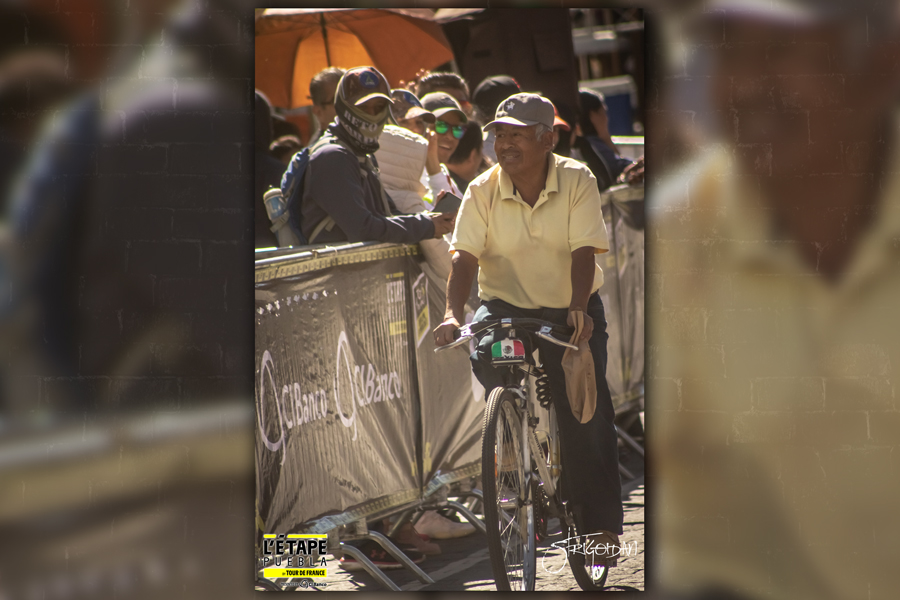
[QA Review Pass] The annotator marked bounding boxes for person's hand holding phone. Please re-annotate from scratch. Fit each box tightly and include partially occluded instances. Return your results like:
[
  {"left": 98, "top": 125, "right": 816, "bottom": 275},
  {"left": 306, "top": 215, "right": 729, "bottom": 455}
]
[
  {"left": 427, "top": 191, "right": 458, "bottom": 238},
  {"left": 430, "top": 212, "right": 456, "bottom": 238},
  {"left": 432, "top": 190, "right": 463, "bottom": 215}
]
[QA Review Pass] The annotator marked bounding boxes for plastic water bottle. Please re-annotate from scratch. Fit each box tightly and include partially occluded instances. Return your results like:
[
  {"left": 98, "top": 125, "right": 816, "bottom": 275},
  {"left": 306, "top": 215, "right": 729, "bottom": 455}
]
[{"left": 263, "top": 188, "right": 301, "bottom": 247}]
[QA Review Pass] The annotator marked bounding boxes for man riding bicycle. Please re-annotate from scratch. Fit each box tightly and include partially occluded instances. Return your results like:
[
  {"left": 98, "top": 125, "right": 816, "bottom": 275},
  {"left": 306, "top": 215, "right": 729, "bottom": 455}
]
[{"left": 433, "top": 93, "right": 623, "bottom": 566}]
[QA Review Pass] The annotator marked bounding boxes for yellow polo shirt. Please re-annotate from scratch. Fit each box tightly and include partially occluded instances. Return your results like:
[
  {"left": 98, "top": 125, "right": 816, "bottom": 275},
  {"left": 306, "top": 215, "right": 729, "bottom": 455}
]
[
  {"left": 650, "top": 142, "right": 900, "bottom": 599},
  {"left": 450, "top": 153, "right": 609, "bottom": 309}
]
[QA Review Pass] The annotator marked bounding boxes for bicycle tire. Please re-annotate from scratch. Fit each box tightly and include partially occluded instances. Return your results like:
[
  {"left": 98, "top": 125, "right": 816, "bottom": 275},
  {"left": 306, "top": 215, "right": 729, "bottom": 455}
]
[
  {"left": 545, "top": 404, "right": 610, "bottom": 591},
  {"left": 481, "top": 386, "right": 536, "bottom": 591}
]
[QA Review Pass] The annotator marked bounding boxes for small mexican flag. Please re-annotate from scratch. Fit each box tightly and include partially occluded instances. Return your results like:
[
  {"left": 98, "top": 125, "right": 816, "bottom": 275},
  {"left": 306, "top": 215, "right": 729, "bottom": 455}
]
[{"left": 491, "top": 339, "right": 525, "bottom": 359}]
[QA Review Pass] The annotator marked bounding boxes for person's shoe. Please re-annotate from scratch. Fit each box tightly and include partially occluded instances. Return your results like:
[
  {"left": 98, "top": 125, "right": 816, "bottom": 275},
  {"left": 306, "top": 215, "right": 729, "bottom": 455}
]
[
  {"left": 437, "top": 508, "right": 462, "bottom": 523},
  {"left": 587, "top": 530, "right": 621, "bottom": 568},
  {"left": 392, "top": 522, "right": 441, "bottom": 555},
  {"left": 414, "top": 510, "right": 475, "bottom": 539},
  {"left": 338, "top": 540, "right": 425, "bottom": 571}
]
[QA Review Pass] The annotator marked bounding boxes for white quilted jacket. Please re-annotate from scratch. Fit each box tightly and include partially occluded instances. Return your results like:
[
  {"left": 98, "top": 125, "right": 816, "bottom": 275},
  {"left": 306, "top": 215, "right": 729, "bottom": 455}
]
[
  {"left": 374, "top": 125, "right": 452, "bottom": 283},
  {"left": 375, "top": 125, "right": 429, "bottom": 214}
]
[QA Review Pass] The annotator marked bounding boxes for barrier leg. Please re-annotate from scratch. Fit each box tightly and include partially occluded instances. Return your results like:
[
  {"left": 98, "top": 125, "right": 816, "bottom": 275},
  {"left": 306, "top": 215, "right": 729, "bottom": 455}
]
[
  {"left": 455, "top": 488, "right": 484, "bottom": 518},
  {"left": 457, "top": 488, "right": 484, "bottom": 503},
  {"left": 338, "top": 542, "right": 401, "bottom": 591},
  {"left": 619, "top": 462, "right": 636, "bottom": 480},
  {"left": 444, "top": 500, "right": 487, "bottom": 536},
  {"left": 365, "top": 530, "right": 434, "bottom": 585},
  {"left": 616, "top": 425, "right": 645, "bottom": 457},
  {"left": 385, "top": 508, "right": 415, "bottom": 539}
]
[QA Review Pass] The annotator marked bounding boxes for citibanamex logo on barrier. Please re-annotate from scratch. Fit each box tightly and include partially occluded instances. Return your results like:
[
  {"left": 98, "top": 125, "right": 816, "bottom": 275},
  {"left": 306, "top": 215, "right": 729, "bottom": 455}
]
[
  {"left": 257, "top": 330, "right": 403, "bottom": 461},
  {"left": 333, "top": 331, "right": 403, "bottom": 441}
]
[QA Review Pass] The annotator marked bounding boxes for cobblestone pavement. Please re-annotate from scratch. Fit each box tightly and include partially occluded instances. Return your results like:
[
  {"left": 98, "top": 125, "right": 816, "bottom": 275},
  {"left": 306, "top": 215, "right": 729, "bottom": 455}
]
[{"left": 294, "top": 482, "right": 644, "bottom": 592}]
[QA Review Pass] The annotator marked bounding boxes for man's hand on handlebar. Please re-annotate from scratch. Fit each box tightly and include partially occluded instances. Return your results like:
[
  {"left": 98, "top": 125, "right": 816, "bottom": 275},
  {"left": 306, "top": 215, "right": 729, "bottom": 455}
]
[{"left": 433, "top": 317, "right": 460, "bottom": 347}]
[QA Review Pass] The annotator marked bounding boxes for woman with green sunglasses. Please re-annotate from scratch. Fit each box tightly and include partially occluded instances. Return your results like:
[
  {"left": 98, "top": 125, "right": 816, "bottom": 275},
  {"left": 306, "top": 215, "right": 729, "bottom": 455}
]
[
  {"left": 420, "top": 92, "right": 469, "bottom": 207},
  {"left": 433, "top": 119, "right": 466, "bottom": 139}
]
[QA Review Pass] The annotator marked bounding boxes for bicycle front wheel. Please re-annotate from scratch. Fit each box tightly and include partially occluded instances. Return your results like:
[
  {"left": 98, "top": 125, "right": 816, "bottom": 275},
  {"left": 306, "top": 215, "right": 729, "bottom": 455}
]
[{"left": 481, "top": 387, "right": 536, "bottom": 591}]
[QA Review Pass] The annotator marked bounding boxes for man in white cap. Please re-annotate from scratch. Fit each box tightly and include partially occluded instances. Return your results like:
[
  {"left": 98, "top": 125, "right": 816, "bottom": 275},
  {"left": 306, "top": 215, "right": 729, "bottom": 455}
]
[{"left": 433, "top": 93, "right": 624, "bottom": 573}]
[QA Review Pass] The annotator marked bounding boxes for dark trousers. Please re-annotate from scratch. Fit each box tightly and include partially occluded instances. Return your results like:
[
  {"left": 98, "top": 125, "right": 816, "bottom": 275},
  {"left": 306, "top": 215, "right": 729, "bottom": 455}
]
[{"left": 470, "top": 293, "right": 623, "bottom": 535}]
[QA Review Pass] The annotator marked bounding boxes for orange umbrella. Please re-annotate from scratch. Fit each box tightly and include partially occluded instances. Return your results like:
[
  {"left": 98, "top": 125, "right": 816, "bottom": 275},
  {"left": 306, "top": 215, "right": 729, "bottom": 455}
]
[{"left": 255, "top": 8, "right": 455, "bottom": 110}]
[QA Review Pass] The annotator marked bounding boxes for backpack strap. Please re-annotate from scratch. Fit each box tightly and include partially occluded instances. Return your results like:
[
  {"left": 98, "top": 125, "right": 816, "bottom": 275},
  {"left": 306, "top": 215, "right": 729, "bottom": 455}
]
[{"left": 302, "top": 134, "right": 340, "bottom": 244}]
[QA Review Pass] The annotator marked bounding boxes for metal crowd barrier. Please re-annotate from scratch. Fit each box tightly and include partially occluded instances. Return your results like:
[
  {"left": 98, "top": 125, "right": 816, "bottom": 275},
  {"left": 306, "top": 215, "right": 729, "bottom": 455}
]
[{"left": 254, "top": 178, "right": 646, "bottom": 588}]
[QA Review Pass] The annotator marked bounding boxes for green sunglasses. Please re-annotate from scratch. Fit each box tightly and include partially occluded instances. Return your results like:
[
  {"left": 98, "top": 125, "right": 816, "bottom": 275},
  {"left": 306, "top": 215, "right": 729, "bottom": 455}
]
[{"left": 434, "top": 120, "right": 465, "bottom": 139}]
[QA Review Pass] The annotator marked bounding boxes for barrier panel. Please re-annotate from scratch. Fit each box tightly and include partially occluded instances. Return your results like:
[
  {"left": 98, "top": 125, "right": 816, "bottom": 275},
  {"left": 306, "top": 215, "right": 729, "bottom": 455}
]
[
  {"left": 410, "top": 269, "right": 484, "bottom": 492},
  {"left": 255, "top": 245, "right": 423, "bottom": 532},
  {"left": 599, "top": 184, "right": 645, "bottom": 409},
  {"left": 254, "top": 190, "right": 645, "bottom": 534},
  {"left": 255, "top": 244, "right": 484, "bottom": 533}
]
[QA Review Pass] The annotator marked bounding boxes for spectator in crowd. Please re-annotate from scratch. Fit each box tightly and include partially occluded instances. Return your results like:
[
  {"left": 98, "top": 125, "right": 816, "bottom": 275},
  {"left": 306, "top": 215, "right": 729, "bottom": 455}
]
[
  {"left": 574, "top": 89, "right": 634, "bottom": 191},
  {"left": 255, "top": 90, "right": 283, "bottom": 249},
  {"left": 269, "top": 134, "right": 303, "bottom": 166},
  {"left": 374, "top": 90, "right": 453, "bottom": 294},
  {"left": 420, "top": 92, "right": 468, "bottom": 207},
  {"left": 307, "top": 66, "right": 345, "bottom": 147},
  {"left": 551, "top": 102, "right": 575, "bottom": 158},
  {"left": 391, "top": 88, "right": 432, "bottom": 139},
  {"left": 375, "top": 89, "right": 433, "bottom": 213},
  {"left": 471, "top": 75, "right": 521, "bottom": 164},
  {"left": 446, "top": 121, "right": 486, "bottom": 194},
  {"left": 415, "top": 71, "right": 473, "bottom": 119},
  {"left": 271, "top": 113, "right": 302, "bottom": 142},
  {"left": 370, "top": 89, "right": 479, "bottom": 545},
  {"left": 300, "top": 67, "right": 454, "bottom": 245}
]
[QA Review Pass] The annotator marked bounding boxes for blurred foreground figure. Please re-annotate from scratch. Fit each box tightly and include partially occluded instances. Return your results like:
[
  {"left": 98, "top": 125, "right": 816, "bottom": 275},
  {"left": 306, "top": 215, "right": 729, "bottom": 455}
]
[
  {"left": 0, "top": 2, "right": 255, "bottom": 596},
  {"left": 651, "top": 1, "right": 900, "bottom": 599}
]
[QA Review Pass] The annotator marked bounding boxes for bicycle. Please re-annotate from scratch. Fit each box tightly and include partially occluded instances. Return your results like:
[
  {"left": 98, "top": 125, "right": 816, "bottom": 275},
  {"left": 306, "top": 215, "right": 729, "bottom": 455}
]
[{"left": 436, "top": 317, "right": 611, "bottom": 591}]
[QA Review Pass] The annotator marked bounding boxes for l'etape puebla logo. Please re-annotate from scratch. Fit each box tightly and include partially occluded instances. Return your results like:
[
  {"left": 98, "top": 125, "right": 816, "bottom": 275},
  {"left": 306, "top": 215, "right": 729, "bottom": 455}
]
[{"left": 259, "top": 534, "right": 329, "bottom": 582}]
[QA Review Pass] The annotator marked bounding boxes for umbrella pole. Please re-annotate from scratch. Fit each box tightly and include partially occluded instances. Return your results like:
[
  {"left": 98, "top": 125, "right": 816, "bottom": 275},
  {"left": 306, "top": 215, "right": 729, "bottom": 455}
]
[{"left": 320, "top": 14, "right": 332, "bottom": 66}]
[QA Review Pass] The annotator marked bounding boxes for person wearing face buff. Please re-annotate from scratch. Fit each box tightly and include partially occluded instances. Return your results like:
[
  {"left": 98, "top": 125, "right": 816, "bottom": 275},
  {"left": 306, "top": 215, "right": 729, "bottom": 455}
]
[{"left": 299, "top": 66, "right": 456, "bottom": 245}]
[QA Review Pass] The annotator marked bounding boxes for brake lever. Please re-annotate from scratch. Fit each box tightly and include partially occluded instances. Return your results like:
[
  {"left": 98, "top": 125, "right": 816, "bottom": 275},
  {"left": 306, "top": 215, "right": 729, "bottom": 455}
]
[
  {"left": 434, "top": 324, "right": 474, "bottom": 353},
  {"left": 535, "top": 330, "right": 579, "bottom": 351},
  {"left": 434, "top": 335, "right": 473, "bottom": 352}
]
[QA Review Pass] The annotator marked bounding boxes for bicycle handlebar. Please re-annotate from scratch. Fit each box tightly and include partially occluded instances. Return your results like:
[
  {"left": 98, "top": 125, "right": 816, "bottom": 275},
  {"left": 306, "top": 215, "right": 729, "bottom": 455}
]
[{"left": 434, "top": 318, "right": 578, "bottom": 353}]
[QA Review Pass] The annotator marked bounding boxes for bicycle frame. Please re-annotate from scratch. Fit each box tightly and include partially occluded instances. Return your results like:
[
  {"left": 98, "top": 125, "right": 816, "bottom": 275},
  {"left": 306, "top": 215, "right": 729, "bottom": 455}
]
[
  {"left": 436, "top": 318, "right": 575, "bottom": 522},
  {"left": 437, "top": 317, "right": 600, "bottom": 591}
]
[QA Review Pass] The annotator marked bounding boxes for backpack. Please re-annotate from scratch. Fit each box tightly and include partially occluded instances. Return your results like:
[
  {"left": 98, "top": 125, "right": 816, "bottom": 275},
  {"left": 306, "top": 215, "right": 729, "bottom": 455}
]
[
  {"left": 263, "top": 135, "right": 334, "bottom": 246},
  {"left": 264, "top": 133, "right": 393, "bottom": 247}
]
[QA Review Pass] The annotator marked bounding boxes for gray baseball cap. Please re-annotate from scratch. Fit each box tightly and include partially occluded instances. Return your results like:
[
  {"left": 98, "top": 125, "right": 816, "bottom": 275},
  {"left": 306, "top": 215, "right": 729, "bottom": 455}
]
[
  {"left": 420, "top": 92, "right": 468, "bottom": 123},
  {"left": 483, "top": 93, "right": 555, "bottom": 131}
]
